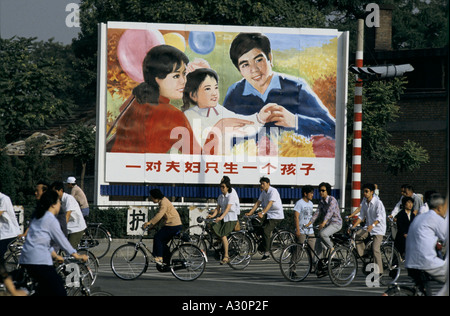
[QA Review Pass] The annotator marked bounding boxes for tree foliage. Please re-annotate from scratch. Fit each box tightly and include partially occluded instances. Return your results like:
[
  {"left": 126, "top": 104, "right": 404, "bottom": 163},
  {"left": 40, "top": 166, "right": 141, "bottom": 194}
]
[
  {"left": 62, "top": 124, "right": 96, "bottom": 189},
  {"left": 347, "top": 76, "right": 429, "bottom": 175},
  {"left": 0, "top": 37, "right": 76, "bottom": 143}
]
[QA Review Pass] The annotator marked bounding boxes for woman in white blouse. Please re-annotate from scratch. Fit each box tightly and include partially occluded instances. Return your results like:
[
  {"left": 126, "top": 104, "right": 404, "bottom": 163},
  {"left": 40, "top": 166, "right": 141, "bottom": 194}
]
[{"left": 208, "top": 179, "right": 240, "bottom": 264}]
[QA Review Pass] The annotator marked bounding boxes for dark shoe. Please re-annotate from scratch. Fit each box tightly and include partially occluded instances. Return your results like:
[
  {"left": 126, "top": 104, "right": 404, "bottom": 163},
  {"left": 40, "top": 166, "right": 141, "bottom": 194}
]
[{"left": 261, "top": 254, "right": 270, "bottom": 261}]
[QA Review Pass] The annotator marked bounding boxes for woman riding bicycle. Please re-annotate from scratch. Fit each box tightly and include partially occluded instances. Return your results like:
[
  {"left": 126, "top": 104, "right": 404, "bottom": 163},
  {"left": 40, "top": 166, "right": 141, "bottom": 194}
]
[
  {"left": 207, "top": 178, "right": 240, "bottom": 264},
  {"left": 19, "top": 190, "right": 88, "bottom": 296},
  {"left": 143, "top": 189, "right": 183, "bottom": 266}
]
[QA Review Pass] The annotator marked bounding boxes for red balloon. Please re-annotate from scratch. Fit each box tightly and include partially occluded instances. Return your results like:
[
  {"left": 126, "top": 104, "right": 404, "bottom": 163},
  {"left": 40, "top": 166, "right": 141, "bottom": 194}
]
[{"left": 117, "top": 29, "right": 165, "bottom": 82}]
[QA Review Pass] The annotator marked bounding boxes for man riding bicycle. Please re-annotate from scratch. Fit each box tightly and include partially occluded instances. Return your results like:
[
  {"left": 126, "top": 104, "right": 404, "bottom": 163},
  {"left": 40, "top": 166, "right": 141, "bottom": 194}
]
[{"left": 405, "top": 193, "right": 447, "bottom": 284}]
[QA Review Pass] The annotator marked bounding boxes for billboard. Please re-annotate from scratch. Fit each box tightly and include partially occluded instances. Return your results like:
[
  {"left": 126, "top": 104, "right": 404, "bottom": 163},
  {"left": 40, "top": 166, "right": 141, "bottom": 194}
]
[{"left": 96, "top": 22, "right": 348, "bottom": 192}]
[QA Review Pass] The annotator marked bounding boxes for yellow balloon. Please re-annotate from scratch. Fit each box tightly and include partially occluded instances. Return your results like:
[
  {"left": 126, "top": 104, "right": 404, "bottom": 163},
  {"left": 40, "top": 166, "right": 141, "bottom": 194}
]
[{"left": 163, "top": 33, "right": 186, "bottom": 52}]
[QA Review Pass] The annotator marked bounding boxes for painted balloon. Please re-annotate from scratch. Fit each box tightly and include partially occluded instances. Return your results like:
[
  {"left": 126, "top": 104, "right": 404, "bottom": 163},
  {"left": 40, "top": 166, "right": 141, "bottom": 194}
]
[
  {"left": 188, "top": 31, "right": 216, "bottom": 55},
  {"left": 163, "top": 32, "right": 186, "bottom": 52},
  {"left": 117, "top": 29, "right": 165, "bottom": 82}
]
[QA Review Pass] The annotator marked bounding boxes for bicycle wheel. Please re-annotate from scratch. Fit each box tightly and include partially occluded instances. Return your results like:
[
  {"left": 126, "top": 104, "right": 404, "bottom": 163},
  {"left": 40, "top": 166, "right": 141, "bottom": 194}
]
[
  {"left": 228, "top": 232, "right": 252, "bottom": 270},
  {"left": 57, "top": 261, "right": 94, "bottom": 294},
  {"left": 380, "top": 244, "right": 401, "bottom": 282},
  {"left": 279, "top": 243, "right": 312, "bottom": 282},
  {"left": 170, "top": 244, "right": 206, "bottom": 281},
  {"left": 110, "top": 244, "right": 148, "bottom": 280},
  {"left": 77, "top": 249, "right": 99, "bottom": 285},
  {"left": 3, "top": 251, "right": 20, "bottom": 272},
  {"left": 90, "top": 291, "right": 114, "bottom": 296},
  {"left": 81, "top": 225, "right": 112, "bottom": 259},
  {"left": 328, "top": 246, "right": 358, "bottom": 287},
  {"left": 270, "top": 230, "right": 296, "bottom": 263}
]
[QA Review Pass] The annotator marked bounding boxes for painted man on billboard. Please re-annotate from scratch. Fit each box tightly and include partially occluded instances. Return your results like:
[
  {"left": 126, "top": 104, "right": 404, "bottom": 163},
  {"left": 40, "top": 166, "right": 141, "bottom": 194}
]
[{"left": 223, "top": 33, "right": 336, "bottom": 140}]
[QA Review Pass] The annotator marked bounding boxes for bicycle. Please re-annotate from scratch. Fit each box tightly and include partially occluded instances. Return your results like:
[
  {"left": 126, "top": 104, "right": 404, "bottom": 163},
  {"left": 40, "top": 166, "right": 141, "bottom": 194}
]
[
  {"left": 58, "top": 248, "right": 99, "bottom": 286},
  {"left": 239, "top": 214, "right": 296, "bottom": 263},
  {"left": 189, "top": 216, "right": 253, "bottom": 270},
  {"left": 383, "top": 269, "right": 442, "bottom": 296},
  {"left": 279, "top": 225, "right": 346, "bottom": 282},
  {"left": 3, "top": 237, "right": 25, "bottom": 272},
  {"left": 110, "top": 226, "right": 206, "bottom": 281},
  {"left": 6, "top": 256, "right": 112, "bottom": 296},
  {"left": 79, "top": 222, "right": 112, "bottom": 259},
  {"left": 327, "top": 224, "right": 401, "bottom": 287}
]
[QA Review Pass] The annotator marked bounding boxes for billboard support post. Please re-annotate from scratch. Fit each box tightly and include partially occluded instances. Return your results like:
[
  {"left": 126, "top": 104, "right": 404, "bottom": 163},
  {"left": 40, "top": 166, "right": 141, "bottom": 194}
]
[{"left": 351, "top": 19, "right": 364, "bottom": 213}]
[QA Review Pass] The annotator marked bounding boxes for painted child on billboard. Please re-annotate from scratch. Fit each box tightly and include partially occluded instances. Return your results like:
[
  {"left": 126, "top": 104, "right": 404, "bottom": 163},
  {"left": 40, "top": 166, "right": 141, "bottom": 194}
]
[
  {"left": 109, "top": 44, "right": 201, "bottom": 154},
  {"left": 182, "top": 67, "right": 273, "bottom": 155},
  {"left": 223, "top": 33, "right": 336, "bottom": 147}
]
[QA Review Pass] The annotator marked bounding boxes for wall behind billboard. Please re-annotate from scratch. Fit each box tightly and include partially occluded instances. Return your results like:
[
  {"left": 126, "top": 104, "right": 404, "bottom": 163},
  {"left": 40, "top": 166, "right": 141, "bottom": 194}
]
[{"left": 96, "top": 22, "right": 348, "bottom": 191}]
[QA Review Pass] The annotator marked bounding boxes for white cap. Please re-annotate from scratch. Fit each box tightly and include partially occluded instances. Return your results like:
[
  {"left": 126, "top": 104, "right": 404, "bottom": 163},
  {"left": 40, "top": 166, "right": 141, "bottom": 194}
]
[{"left": 65, "top": 176, "right": 76, "bottom": 184}]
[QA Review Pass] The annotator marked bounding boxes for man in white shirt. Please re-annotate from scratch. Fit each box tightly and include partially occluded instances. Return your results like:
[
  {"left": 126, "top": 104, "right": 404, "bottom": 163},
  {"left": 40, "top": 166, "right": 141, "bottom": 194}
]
[
  {"left": 0, "top": 192, "right": 21, "bottom": 259},
  {"left": 390, "top": 184, "right": 423, "bottom": 218},
  {"left": 351, "top": 183, "right": 386, "bottom": 279},
  {"left": 293, "top": 185, "right": 315, "bottom": 251},
  {"left": 246, "top": 177, "right": 284, "bottom": 260},
  {"left": 405, "top": 193, "right": 447, "bottom": 284},
  {"left": 52, "top": 181, "right": 87, "bottom": 248}
]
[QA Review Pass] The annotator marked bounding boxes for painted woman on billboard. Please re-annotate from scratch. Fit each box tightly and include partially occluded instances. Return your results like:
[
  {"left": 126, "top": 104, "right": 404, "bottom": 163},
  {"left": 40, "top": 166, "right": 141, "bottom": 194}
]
[{"left": 102, "top": 23, "right": 346, "bottom": 185}]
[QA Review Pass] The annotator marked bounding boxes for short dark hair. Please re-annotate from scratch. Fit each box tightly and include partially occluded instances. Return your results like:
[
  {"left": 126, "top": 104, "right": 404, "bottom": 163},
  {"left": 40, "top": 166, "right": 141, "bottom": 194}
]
[
  {"left": 34, "top": 190, "right": 60, "bottom": 219},
  {"left": 182, "top": 68, "right": 219, "bottom": 111},
  {"left": 229, "top": 33, "right": 272, "bottom": 70},
  {"left": 51, "top": 181, "right": 64, "bottom": 192},
  {"left": 36, "top": 180, "right": 49, "bottom": 191},
  {"left": 220, "top": 180, "right": 232, "bottom": 193},
  {"left": 401, "top": 184, "right": 413, "bottom": 191},
  {"left": 301, "top": 185, "right": 314, "bottom": 197},
  {"left": 362, "top": 183, "right": 376, "bottom": 192},
  {"left": 401, "top": 196, "right": 414, "bottom": 208},
  {"left": 149, "top": 188, "right": 165, "bottom": 200},
  {"left": 318, "top": 182, "right": 331, "bottom": 195},
  {"left": 259, "top": 177, "right": 270, "bottom": 184}
]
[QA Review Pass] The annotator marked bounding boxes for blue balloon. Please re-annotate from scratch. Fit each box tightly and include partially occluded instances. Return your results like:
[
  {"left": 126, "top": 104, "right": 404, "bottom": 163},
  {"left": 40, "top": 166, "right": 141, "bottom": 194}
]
[{"left": 188, "top": 31, "right": 216, "bottom": 55}]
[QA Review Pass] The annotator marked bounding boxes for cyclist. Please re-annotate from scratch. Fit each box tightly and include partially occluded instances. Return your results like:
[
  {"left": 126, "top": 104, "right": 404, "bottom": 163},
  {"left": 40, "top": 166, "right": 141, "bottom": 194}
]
[
  {"left": 246, "top": 177, "right": 284, "bottom": 260},
  {"left": 390, "top": 184, "right": 423, "bottom": 218},
  {"left": 0, "top": 192, "right": 21, "bottom": 260},
  {"left": 143, "top": 189, "right": 183, "bottom": 266},
  {"left": 305, "top": 182, "right": 342, "bottom": 257},
  {"left": 405, "top": 193, "right": 447, "bottom": 284},
  {"left": 1, "top": 259, "right": 28, "bottom": 296},
  {"left": 293, "top": 185, "right": 316, "bottom": 250},
  {"left": 19, "top": 190, "right": 88, "bottom": 296},
  {"left": 207, "top": 178, "right": 240, "bottom": 264},
  {"left": 351, "top": 183, "right": 386, "bottom": 281}
]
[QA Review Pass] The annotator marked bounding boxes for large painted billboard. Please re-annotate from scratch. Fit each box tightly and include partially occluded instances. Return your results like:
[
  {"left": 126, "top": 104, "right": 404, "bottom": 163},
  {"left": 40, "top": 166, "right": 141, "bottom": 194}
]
[{"left": 97, "top": 22, "right": 348, "bottom": 189}]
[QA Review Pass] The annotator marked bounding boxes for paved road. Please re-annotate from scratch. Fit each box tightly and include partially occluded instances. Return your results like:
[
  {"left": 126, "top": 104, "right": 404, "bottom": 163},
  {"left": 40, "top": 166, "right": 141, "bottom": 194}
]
[{"left": 92, "top": 240, "right": 392, "bottom": 297}]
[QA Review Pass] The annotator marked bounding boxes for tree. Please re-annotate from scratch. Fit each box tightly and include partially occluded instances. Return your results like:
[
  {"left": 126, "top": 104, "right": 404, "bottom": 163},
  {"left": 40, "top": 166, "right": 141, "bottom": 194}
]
[
  {"left": 62, "top": 124, "right": 96, "bottom": 190},
  {"left": 346, "top": 76, "right": 429, "bottom": 175},
  {"left": 0, "top": 133, "right": 54, "bottom": 206},
  {"left": 0, "top": 37, "right": 76, "bottom": 143}
]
